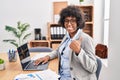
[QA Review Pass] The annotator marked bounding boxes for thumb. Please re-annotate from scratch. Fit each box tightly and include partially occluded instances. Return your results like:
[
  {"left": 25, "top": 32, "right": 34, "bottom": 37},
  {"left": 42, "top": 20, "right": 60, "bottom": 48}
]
[{"left": 78, "top": 37, "right": 82, "bottom": 42}]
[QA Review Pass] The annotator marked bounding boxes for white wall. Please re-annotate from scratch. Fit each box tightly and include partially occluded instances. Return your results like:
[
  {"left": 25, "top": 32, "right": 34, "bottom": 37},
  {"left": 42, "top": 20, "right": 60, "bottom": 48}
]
[
  {"left": 0, "top": 0, "right": 68, "bottom": 52},
  {"left": 0, "top": 0, "right": 104, "bottom": 53},
  {"left": 100, "top": 0, "right": 120, "bottom": 80},
  {"left": 94, "top": 0, "right": 104, "bottom": 44},
  {"left": 0, "top": 0, "right": 52, "bottom": 52}
]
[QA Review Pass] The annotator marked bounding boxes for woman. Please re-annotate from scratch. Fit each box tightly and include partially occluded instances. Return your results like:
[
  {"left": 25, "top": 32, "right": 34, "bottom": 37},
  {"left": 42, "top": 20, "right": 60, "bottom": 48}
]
[{"left": 34, "top": 5, "right": 97, "bottom": 80}]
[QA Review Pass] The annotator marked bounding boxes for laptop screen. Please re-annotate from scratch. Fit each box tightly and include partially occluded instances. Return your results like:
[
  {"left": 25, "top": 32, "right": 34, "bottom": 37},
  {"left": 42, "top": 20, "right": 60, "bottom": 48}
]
[{"left": 17, "top": 43, "right": 31, "bottom": 69}]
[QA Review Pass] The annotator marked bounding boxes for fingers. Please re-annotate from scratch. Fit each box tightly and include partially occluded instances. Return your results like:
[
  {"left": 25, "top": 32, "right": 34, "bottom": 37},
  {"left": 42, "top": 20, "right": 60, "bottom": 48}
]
[
  {"left": 70, "top": 37, "right": 82, "bottom": 47},
  {"left": 42, "top": 60, "right": 48, "bottom": 64},
  {"left": 34, "top": 58, "right": 43, "bottom": 65},
  {"left": 69, "top": 37, "right": 82, "bottom": 53},
  {"left": 34, "top": 56, "right": 50, "bottom": 65}
]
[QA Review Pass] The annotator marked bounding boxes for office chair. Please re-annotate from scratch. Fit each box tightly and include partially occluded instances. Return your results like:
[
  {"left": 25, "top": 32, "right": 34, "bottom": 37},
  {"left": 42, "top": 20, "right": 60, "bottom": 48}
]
[
  {"left": 95, "top": 44, "right": 108, "bottom": 58},
  {"left": 29, "top": 47, "right": 53, "bottom": 52},
  {"left": 96, "top": 57, "right": 102, "bottom": 80}
]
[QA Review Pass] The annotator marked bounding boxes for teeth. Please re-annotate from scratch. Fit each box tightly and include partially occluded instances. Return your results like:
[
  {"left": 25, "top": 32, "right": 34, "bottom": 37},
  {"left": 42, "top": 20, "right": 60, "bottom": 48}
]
[{"left": 67, "top": 27, "right": 73, "bottom": 30}]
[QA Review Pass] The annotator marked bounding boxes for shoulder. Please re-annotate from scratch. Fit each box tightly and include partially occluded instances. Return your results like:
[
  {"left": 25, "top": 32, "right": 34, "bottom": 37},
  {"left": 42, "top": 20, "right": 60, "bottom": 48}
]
[
  {"left": 81, "top": 31, "right": 93, "bottom": 41},
  {"left": 80, "top": 31, "right": 95, "bottom": 47}
]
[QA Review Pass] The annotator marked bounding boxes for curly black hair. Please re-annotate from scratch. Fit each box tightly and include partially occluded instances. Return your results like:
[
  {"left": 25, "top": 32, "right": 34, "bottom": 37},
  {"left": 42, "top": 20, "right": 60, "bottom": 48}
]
[{"left": 58, "top": 5, "right": 85, "bottom": 29}]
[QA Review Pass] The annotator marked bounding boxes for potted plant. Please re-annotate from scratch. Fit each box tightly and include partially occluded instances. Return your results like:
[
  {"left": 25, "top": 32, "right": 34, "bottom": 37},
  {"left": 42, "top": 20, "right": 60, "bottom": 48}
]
[
  {"left": 80, "top": 0, "right": 84, "bottom": 2},
  {"left": 0, "top": 58, "right": 5, "bottom": 70},
  {"left": 3, "top": 21, "right": 31, "bottom": 48},
  {"left": 79, "top": 0, "right": 84, "bottom": 4},
  {"left": 3, "top": 21, "right": 31, "bottom": 62}
]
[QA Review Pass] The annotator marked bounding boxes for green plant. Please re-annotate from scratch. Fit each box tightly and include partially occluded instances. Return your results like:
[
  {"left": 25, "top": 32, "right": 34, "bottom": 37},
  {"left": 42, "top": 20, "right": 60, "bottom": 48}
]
[
  {"left": 0, "top": 58, "right": 4, "bottom": 64},
  {"left": 3, "top": 21, "right": 31, "bottom": 48},
  {"left": 79, "top": 0, "right": 84, "bottom": 2}
]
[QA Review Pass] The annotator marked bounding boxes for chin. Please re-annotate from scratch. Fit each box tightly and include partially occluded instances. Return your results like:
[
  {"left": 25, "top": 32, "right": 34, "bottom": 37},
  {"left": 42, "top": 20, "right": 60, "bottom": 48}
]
[{"left": 68, "top": 30, "right": 73, "bottom": 32}]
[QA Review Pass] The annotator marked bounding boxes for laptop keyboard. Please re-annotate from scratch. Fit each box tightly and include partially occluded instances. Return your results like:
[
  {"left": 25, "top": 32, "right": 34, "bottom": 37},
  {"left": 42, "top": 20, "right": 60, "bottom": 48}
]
[
  {"left": 26, "top": 61, "right": 49, "bottom": 70},
  {"left": 26, "top": 61, "right": 38, "bottom": 69}
]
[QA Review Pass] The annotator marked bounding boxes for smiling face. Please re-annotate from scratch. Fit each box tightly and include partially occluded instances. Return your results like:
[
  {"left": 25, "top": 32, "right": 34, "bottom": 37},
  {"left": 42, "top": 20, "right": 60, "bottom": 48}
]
[{"left": 64, "top": 16, "right": 78, "bottom": 38}]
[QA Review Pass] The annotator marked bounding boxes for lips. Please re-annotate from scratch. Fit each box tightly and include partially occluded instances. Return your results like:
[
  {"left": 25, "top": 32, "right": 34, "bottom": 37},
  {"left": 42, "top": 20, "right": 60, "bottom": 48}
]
[{"left": 67, "top": 27, "right": 73, "bottom": 30}]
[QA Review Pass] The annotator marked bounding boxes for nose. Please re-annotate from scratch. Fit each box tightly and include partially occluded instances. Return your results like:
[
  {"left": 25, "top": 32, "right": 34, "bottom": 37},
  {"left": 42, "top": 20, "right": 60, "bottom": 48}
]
[
  {"left": 67, "top": 21, "right": 72, "bottom": 26},
  {"left": 67, "top": 22, "right": 73, "bottom": 28}
]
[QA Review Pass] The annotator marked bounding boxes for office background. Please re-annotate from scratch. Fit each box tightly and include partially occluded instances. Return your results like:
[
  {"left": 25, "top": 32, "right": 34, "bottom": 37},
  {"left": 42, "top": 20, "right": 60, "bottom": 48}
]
[
  {"left": 0, "top": 0, "right": 120, "bottom": 80},
  {"left": 0, "top": 0, "right": 104, "bottom": 52}
]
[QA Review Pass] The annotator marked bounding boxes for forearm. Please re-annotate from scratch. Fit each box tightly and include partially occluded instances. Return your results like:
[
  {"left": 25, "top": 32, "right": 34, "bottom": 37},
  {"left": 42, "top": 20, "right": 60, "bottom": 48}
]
[
  {"left": 77, "top": 48, "right": 97, "bottom": 73},
  {"left": 48, "top": 50, "right": 58, "bottom": 60}
]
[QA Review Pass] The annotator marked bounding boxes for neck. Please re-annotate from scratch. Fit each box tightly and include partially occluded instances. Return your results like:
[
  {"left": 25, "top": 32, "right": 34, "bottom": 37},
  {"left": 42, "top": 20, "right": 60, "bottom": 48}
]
[{"left": 69, "top": 30, "right": 77, "bottom": 38}]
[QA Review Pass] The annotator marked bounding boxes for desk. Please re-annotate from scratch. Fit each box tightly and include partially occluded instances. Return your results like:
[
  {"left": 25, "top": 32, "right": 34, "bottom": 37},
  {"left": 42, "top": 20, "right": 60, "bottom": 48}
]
[{"left": 0, "top": 52, "right": 58, "bottom": 80}]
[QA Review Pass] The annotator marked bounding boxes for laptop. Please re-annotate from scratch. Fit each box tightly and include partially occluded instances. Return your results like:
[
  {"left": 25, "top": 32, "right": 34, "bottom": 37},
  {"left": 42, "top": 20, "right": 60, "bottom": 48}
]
[{"left": 17, "top": 43, "right": 49, "bottom": 70}]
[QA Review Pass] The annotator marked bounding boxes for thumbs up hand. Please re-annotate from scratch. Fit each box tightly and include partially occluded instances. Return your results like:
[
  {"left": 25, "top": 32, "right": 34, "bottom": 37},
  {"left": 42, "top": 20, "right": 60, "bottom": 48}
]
[{"left": 69, "top": 37, "right": 82, "bottom": 55}]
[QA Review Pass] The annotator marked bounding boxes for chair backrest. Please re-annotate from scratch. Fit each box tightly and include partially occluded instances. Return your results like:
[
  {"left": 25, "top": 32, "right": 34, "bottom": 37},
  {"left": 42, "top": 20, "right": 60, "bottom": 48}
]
[
  {"left": 29, "top": 47, "right": 53, "bottom": 52},
  {"left": 95, "top": 44, "right": 108, "bottom": 58},
  {"left": 96, "top": 57, "right": 102, "bottom": 80}
]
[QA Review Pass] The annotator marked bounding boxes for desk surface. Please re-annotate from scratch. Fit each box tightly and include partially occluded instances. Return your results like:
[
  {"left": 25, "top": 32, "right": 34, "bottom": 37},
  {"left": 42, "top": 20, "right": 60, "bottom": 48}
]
[{"left": 0, "top": 52, "right": 58, "bottom": 80}]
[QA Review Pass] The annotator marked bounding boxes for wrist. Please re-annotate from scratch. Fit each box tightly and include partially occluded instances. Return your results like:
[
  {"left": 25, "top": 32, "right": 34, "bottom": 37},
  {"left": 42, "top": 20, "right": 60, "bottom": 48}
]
[{"left": 46, "top": 55, "right": 50, "bottom": 60}]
